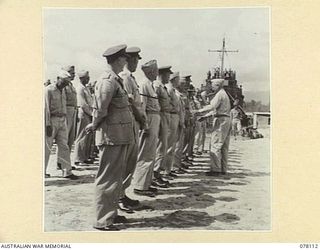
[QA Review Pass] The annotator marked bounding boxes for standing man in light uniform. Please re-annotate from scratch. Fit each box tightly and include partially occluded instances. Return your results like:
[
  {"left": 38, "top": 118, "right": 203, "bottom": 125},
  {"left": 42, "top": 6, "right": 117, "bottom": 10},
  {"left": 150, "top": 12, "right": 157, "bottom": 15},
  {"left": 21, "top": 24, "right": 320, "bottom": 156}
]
[
  {"left": 165, "top": 72, "right": 181, "bottom": 175},
  {"left": 230, "top": 99, "right": 242, "bottom": 140},
  {"left": 172, "top": 74, "right": 187, "bottom": 173},
  {"left": 153, "top": 66, "right": 173, "bottom": 183},
  {"left": 74, "top": 70, "right": 94, "bottom": 165},
  {"left": 119, "top": 47, "right": 145, "bottom": 212},
  {"left": 62, "top": 65, "right": 78, "bottom": 152},
  {"left": 186, "top": 84, "right": 198, "bottom": 159},
  {"left": 133, "top": 60, "right": 160, "bottom": 197},
  {"left": 44, "top": 70, "right": 78, "bottom": 179},
  {"left": 194, "top": 89, "right": 207, "bottom": 155},
  {"left": 85, "top": 44, "right": 133, "bottom": 231},
  {"left": 195, "top": 79, "right": 232, "bottom": 175},
  {"left": 181, "top": 75, "right": 193, "bottom": 165}
]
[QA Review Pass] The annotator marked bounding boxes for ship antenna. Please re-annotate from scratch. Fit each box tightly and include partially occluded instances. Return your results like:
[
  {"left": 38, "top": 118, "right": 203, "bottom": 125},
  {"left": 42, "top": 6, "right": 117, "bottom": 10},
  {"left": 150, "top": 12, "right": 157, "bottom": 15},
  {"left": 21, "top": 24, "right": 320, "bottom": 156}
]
[{"left": 208, "top": 37, "right": 239, "bottom": 78}]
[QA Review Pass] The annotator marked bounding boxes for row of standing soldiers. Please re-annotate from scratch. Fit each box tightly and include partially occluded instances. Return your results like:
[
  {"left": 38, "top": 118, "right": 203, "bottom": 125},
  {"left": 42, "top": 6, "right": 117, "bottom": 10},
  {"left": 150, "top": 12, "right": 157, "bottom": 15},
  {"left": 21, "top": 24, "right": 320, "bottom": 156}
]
[{"left": 44, "top": 44, "right": 232, "bottom": 231}]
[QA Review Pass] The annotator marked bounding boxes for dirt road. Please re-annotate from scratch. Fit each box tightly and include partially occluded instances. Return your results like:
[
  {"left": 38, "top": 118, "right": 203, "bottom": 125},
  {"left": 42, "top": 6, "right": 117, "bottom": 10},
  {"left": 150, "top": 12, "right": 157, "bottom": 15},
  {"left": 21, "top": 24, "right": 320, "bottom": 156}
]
[{"left": 44, "top": 128, "right": 270, "bottom": 231}]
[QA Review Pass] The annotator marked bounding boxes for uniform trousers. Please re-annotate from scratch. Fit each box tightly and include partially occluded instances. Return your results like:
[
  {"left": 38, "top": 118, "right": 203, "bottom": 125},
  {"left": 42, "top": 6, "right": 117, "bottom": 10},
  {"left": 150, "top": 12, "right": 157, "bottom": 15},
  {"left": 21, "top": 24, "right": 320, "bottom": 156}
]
[
  {"left": 209, "top": 117, "right": 232, "bottom": 173},
  {"left": 154, "top": 112, "right": 170, "bottom": 172},
  {"left": 182, "top": 124, "right": 191, "bottom": 156},
  {"left": 66, "top": 106, "right": 77, "bottom": 150},
  {"left": 165, "top": 113, "right": 180, "bottom": 174},
  {"left": 133, "top": 113, "right": 160, "bottom": 190},
  {"left": 194, "top": 121, "right": 206, "bottom": 152},
  {"left": 232, "top": 118, "right": 242, "bottom": 135},
  {"left": 173, "top": 125, "right": 185, "bottom": 169},
  {"left": 45, "top": 116, "right": 72, "bottom": 177},
  {"left": 120, "top": 120, "right": 139, "bottom": 198},
  {"left": 73, "top": 113, "right": 93, "bottom": 163},
  {"left": 93, "top": 144, "right": 128, "bottom": 228}
]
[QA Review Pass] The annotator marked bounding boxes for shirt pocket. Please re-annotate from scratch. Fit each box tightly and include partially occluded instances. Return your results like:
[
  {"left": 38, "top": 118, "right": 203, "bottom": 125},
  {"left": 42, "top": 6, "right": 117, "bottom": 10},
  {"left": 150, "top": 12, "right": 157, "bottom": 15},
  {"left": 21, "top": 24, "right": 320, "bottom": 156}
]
[{"left": 105, "top": 109, "right": 133, "bottom": 143}]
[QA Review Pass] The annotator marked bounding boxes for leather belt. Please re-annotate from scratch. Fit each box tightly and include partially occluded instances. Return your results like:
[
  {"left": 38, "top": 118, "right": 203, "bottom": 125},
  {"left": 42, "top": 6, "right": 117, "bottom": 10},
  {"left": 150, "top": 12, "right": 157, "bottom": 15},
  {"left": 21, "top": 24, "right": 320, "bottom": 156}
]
[
  {"left": 215, "top": 114, "right": 230, "bottom": 118},
  {"left": 146, "top": 110, "right": 160, "bottom": 114},
  {"left": 51, "top": 113, "right": 66, "bottom": 117}
]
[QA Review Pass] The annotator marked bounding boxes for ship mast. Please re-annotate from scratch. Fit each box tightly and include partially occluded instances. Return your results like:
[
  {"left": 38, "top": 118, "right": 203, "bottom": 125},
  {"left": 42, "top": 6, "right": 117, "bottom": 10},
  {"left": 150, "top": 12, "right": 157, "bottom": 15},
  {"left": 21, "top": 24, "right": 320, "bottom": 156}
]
[{"left": 208, "top": 38, "right": 239, "bottom": 78}]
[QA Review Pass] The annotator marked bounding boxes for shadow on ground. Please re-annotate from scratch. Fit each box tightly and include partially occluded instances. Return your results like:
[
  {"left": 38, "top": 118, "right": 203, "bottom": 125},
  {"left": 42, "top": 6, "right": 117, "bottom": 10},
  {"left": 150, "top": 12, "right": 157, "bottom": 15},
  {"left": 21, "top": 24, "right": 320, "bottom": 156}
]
[
  {"left": 120, "top": 210, "right": 240, "bottom": 230},
  {"left": 45, "top": 174, "right": 95, "bottom": 187}
]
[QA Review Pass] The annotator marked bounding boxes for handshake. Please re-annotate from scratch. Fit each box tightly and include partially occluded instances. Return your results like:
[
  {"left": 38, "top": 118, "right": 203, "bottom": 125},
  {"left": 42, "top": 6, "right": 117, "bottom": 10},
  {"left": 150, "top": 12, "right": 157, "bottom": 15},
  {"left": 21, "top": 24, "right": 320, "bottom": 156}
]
[{"left": 190, "top": 109, "right": 215, "bottom": 122}]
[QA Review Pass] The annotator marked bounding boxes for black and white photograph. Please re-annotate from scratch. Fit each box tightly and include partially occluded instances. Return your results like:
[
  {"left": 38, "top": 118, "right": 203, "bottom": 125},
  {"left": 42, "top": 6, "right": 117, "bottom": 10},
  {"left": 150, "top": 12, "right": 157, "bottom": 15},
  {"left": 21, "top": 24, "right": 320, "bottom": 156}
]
[{"left": 43, "top": 7, "right": 271, "bottom": 232}]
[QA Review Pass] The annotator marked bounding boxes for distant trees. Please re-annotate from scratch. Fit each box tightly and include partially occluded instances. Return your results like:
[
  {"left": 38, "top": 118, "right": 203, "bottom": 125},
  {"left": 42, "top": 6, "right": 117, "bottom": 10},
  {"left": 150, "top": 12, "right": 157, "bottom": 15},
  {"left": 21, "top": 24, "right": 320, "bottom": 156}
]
[{"left": 244, "top": 100, "right": 270, "bottom": 112}]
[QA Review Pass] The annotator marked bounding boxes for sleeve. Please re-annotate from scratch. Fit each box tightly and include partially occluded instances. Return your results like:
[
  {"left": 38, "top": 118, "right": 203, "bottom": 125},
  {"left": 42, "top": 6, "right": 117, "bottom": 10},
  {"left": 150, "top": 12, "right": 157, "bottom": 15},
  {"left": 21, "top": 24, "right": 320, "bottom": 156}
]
[
  {"left": 178, "top": 99, "right": 184, "bottom": 126},
  {"left": 44, "top": 88, "right": 51, "bottom": 126},
  {"left": 122, "top": 75, "right": 133, "bottom": 96},
  {"left": 199, "top": 91, "right": 222, "bottom": 114},
  {"left": 140, "top": 83, "right": 148, "bottom": 113},
  {"left": 92, "top": 79, "right": 116, "bottom": 130},
  {"left": 78, "top": 88, "right": 93, "bottom": 116}
]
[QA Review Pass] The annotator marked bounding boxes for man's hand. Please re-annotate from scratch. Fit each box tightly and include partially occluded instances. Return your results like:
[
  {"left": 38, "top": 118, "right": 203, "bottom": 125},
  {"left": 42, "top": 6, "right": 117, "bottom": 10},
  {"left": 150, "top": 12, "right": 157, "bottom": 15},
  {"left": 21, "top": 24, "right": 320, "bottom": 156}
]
[
  {"left": 190, "top": 110, "right": 198, "bottom": 116},
  {"left": 142, "top": 127, "right": 150, "bottom": 136},
  {"left": 85, "top": 123, "right": 94, "bottom": 134},
  {"left": 46, "top": 125, "right": 53, "bottom": 137},
  {"left": 197, "top": 116, "right": 207, "bottom": 122}
]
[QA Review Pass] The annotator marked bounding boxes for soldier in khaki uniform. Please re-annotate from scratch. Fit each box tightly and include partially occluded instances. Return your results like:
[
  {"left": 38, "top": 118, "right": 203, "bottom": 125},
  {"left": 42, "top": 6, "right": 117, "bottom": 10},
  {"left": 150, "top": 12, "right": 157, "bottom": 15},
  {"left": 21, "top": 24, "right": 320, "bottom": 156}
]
[
  {"left": 230, "top": 99, "right": 242, "bottom": 139},
  {"left": 172, "top": 75, "right": 187, "bottom": 172},
  {"left": 165, "top": 72, "right": 182, "bottom": 175},
  {"left": 194, "top": 90, "right": 208, "bottom": 155},
  {"left": 118, "top": 47, "right": 145, "bottom": 212},
  {"left": 186, "top": 85, "right": 198, "bottom": 159},
  {"left": 153, "top": 66, "right": 173, "bottom": 184},
  {"left": 44, "top": 71, "right": 78, "bottom": 179},
  {"left": 85, "top": 44, "right": 133, "bottom": 231},
  {"left": 195, "top": 79, "right": 232, "bottom": 175},
  {"left": 181, "top": 75, "right": 193, "bottom": 166},
  {"left": 62, "top": 65, "right": 78, "bottom": 152},
  {"left": 74, "top": 70, "right": 94, "bottom": 165},
  {"left": 133, "top": 60, "right": 160, "bottom": 197}
]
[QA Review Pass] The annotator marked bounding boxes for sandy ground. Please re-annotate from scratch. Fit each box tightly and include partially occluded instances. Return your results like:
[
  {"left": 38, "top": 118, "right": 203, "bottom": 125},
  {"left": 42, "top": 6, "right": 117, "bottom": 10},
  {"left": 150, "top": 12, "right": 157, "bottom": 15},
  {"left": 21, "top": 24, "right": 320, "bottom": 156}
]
[{"left": 44, "top": 127, "right": 270, "bottom": 231}]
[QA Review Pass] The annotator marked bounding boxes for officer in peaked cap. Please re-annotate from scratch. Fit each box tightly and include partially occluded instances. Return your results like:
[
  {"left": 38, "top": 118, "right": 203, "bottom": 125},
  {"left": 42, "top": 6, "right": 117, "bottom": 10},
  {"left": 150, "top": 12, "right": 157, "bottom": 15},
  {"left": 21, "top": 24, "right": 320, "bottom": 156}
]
[
  {"left": 164, "top": 71, "right": 183, "bottom": 177},
  {"left": 153, "top": 65, "right": 174, "bottom": 184},
  {"left": 158, "top": 65, "right": 173, "bottom": 74},
  {"left": 118, "top": 46, "right": 145, "bottom": 212},
  {"left": 85, "top": 44, "right": 133, "bottom": 231},
  {"left": 181, "top": 75, "right": 192, "bottom": 82},
  {"left": 185, "top": 83, "right": 198, "bottom": 160},
  {"left": 125, "top": 46, "right": 142, "bottom": 59},
  {"left": 169, "top": 71, "right": 179, "bottom": 81},
  {"left": 181, "top": 75, "right": 194, "bottom": 164},
  {"left": 102, "top": 44, "right": 130, "bottom": 61}
]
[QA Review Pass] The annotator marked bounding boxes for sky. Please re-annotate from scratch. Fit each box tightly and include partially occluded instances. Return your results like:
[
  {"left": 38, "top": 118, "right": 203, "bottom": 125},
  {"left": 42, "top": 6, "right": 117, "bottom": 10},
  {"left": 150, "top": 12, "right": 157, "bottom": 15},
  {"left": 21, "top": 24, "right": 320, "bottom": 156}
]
[{"left": 43, "top": 8, "right": 270, "bottom": 95}]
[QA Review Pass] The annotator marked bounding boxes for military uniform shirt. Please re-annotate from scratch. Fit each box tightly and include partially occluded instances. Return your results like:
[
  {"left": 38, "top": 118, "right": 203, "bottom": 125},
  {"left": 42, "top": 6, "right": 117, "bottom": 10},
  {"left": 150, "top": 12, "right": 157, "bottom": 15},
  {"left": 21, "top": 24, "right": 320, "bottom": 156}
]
[
  {"left": 119, "top": 68, "right": 142, "bottom": 109},
  {"left": 175, "top": 89, "right": 186, "bottom": 125},
  {"left": 166, "top": 83, "right": 180, "bottom": 113},
  {"left": 153, "top": 80, "right": 171, "bottom": 113},
  {"left": 200, "top": 88, "right": 231, "bottom": 116},
  {"left": 77, "top": 84, "right": 94, "bottom": 117},
  {"left": 92, "top": 69, "right": 134, "bottom": 145},
  {"left": 64, "top": 82, "right": 78, "bottom": 107},
  {"left": 45, "top": 83, "right": 67, "bottom": 126},
  {"left": 140, "top": 78, "right": 160, "bottom": 113}
]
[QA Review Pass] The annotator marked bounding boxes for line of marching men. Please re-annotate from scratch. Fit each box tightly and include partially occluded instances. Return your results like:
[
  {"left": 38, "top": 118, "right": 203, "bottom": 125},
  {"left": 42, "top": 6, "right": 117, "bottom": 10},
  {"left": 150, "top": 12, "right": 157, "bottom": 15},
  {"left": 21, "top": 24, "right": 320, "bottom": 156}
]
[{"left": 44, "top": 44, "right": 233, "bottom": 231}]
